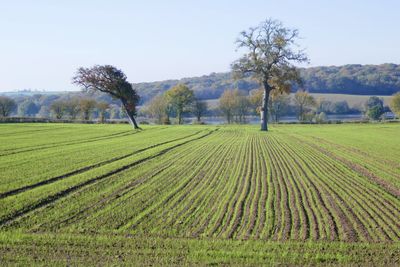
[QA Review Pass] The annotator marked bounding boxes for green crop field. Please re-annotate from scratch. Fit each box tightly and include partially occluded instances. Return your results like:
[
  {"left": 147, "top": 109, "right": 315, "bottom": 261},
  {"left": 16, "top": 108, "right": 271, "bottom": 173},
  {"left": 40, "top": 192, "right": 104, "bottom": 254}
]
[{"left": 0, "top": 123, "right": 399, "bottom": 266}]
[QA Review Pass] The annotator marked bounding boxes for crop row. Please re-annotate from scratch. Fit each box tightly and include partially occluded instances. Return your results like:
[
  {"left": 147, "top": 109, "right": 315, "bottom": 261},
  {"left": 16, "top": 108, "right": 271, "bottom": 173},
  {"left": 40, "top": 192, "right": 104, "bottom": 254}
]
[{"left": 1, "top": 125, "right": 398, "bottom": 242}]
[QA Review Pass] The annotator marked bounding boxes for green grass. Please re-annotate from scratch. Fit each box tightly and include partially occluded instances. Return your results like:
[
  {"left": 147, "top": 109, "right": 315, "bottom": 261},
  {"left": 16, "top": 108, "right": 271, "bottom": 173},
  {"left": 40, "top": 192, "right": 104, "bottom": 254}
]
[{"left": 0, "top": 123, "right": 399, "bottom": 266}]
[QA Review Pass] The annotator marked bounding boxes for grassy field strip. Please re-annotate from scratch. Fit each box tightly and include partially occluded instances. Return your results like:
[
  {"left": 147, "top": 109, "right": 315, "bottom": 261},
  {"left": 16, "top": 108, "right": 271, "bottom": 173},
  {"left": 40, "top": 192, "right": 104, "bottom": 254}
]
[
  {"left": 0, "top": 129, "right": 206, "bottom": 199},
  {"left": 190, "top": 131, "right": 250, "bottom": 238},
  {"left": 291, "top": 133, "right": 400, "bottom": 198},
  {"left": 0, "top": 127, "right": 206, "bottom": 194},
  {"left": 289, "top": 133, "right": 400, "bottom": 190},
  {"left": 0, "top": 130, "right": 136, "bottom": 156},
  {"left": 141, "top": 130, "right": 240, "bottom": 236},
  {"left": 69, "top": 130, "right": 225, "bottom": 232},
  {"left": 10, "top": 139, "right": 206, "bottom": 232},
  {"left": 284, "top": 136, "right": 381, "bottom": 241},
  {"left": 268, "top": 135, "right": 311, "bottom": 240},
  {"left": 0, "top": 124, "right": 140, "bottom": 151},
  {"left": 0, "top": 124, "right": 399, "bottom": 265},
  {"left": 0, "top": 129, "right": 216, "bottom": 227},
  {"left": 281, "top": 124, "right": 400, "bottom": 161},
  {"left": 0, "top": 125, "right": 68, "bottom": 136},
  {"left": 19, "top": 134, "right": 218, "bottom": 232},
  {"left": 207, "top": 130, "right": 250, "bottom": 238},
  {"left": 0, "top": 231, "right": 399, "bottom": 266},
  {"left": 282, "top": 134, "right": 400, "bottom": 241}
]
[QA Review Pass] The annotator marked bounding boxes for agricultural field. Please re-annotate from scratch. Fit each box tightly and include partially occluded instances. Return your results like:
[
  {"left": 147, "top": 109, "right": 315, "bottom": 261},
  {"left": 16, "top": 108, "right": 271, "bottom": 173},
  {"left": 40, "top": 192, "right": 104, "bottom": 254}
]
[{"left": 0, "top": 123, "right": 399, "bottom": 266}]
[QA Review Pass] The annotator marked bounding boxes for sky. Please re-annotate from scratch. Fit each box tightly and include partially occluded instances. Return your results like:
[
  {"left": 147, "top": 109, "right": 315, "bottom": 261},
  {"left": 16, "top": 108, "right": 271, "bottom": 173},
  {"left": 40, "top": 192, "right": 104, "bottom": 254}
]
[{"left": 0, "top": 0, "right": 399, "bottom": 92}]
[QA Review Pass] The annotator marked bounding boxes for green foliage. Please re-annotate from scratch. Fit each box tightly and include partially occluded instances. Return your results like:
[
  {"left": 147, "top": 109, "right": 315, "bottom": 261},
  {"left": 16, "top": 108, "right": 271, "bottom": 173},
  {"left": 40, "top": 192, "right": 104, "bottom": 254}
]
[
  {"left": 367, "top": 105, "right": 384, "bottom": 120},
  {"left": 365, "top": 96, "right": 384, "bottom": 120},
  {"left": 165, "top": 84, "right": 194, "bottom": 124}
]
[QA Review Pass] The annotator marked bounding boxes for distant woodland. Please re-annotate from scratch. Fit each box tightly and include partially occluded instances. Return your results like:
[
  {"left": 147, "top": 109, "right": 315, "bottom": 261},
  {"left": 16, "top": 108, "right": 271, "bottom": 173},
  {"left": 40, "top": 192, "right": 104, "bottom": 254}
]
[{"left": 135, "top": 64, "right": 400, "bottom": 103}]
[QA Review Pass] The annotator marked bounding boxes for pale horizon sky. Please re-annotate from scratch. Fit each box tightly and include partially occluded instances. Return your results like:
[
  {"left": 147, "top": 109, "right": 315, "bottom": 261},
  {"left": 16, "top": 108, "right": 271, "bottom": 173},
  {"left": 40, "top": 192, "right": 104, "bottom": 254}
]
[{"left": 1, "top": 0, "right": 399, "bottom": 92}]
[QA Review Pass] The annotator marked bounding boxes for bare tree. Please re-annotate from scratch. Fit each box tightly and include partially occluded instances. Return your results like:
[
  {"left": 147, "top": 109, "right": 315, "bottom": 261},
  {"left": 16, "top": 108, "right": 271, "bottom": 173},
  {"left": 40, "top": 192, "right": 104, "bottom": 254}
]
[
  {"left": 79, "top": 99, "right": 97, "bottom": 121},
  {"left": 232, "top": 18, "right": 308, "bottom": 131},
  {"left": 97, "top": 102, "right": 110, "bottom": 123},
  {"left": 72, "top": 65, "right": 140, "bottom": 129},
  {"left": 145, "top": 94, "right": 169, "bottom": 124},
  {"left": 64, "top": 98, "right": 81, "bottom": 120},
  {"left": 219, "top": 90, "right": 236, "bottom": 123},
  {"left": 50, "top": 100, "right": 66, "bottom": 119},
  {"left": 0, "top": 96, "right": 17, "bottom": 117},
  {"left": 268, "top": 93, "right": 290, "bottom": 122},
  {"left": 293, "top": 90, "right": 316, "bottom": 121},
  {"left": 233, "top": 90, "right": 250, "bottom": 123}
]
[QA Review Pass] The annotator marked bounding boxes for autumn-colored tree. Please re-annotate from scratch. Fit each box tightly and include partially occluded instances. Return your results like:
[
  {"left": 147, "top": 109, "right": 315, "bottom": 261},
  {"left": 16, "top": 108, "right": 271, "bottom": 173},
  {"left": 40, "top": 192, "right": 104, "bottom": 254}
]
[
  {"left": 389, "top": 92, "right": 400, "bottom": 117},
  {"left": 232, "top": 18, "right": 308, "bottom": 131}
]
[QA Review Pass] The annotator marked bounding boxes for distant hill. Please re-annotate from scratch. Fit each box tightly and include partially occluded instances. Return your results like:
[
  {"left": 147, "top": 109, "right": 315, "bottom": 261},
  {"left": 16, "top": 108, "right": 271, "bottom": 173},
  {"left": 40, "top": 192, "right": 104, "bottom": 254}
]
[{"left": 134, "top": 63, "right": 400, "bottom": 103}]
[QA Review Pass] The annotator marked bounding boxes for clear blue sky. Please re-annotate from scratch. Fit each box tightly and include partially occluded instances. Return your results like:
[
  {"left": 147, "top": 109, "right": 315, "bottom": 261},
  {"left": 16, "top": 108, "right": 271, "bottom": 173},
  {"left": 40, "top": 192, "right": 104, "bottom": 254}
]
[{"left": 1, "top": 0, "right": 399, "bottom": 91}]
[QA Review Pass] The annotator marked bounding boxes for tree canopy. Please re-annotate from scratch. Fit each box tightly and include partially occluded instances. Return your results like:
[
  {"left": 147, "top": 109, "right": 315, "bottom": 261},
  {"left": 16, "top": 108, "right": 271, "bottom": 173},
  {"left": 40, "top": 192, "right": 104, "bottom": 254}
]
[
  {"left": 390, "top": 92, "right": 400, "bottom": 117},
  {"left": 231, "top": 18, "right": 308, "bottom": 131},
  {"left": 165, "top": 84, "right": 194, "bottom": 124},
  {"left": 72, "top": 65, "right": 140, "bottom": 129}
]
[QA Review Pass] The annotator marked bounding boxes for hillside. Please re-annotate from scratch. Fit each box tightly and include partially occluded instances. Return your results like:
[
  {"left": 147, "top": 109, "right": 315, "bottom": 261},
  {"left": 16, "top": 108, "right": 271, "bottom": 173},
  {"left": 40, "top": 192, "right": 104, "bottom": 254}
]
[{"left": 135, "top": 63, "right": 400, "bottom": 103}]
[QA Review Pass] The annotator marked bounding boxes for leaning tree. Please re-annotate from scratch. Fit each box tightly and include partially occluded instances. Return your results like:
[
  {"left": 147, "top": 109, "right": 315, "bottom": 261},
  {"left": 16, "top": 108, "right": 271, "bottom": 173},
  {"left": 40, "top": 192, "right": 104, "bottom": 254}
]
[
  {"left": 232, "top": 18, "right": 308, "bottom": 131},
  {"left": 72, "top": 65, "right": 140, "bottom": 129}
]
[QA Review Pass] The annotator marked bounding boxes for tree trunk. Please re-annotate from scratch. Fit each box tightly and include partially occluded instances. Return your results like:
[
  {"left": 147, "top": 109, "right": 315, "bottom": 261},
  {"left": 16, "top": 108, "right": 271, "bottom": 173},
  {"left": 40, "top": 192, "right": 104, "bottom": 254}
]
[
  {"left": 261, "top": 82, "right": 271, "bottom": 131},
  {"left": 121, "top": 100, "right": 140, "bottom": 129},
  {"left": 178, "top": 111, "right": 182, "bottom": 124}
]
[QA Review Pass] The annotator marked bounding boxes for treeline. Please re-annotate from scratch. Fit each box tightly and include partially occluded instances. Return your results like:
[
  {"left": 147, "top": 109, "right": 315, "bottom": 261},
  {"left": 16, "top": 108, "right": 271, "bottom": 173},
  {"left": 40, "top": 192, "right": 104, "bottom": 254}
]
[
  {"left": 2, "top": 88, "right": 400, "bottom": 123},
  {"left": 139, "top": 87, "right": 400, "bottom": 124},
  {"left": 213, "top": 89, "right": 399, "bottom": 123},
  {"left": 0, "top": 92, "right": 128, "bottom": 121},
  {"left": 135, "top": 64, "right": 400, "bottom": 103}
]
